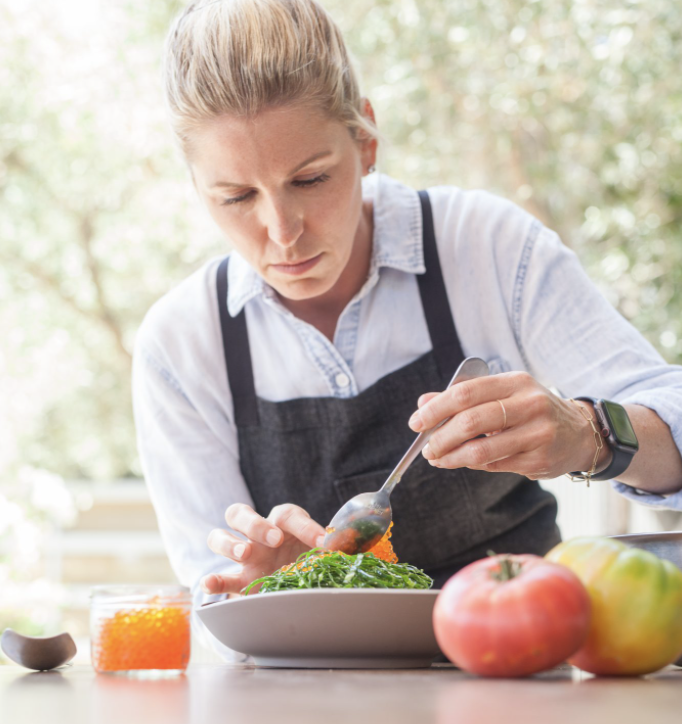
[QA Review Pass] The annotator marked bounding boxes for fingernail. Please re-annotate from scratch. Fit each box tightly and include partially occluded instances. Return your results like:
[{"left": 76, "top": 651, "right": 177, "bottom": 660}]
[
  {"left": 267, "top": 529, "right": 282, "bottom": 546},
  {"left": 200, "top": 576, "right": 211, "bottom": 594},
  {"left": 422, "top": 443, "right": 434, "bottom": 460},
  {"left": 409, "top": 412, "right": 423, "bottom": 431},
  {"left": 234, "top": 544, "right": 246, "bottom": 559},
  {"left": 315, "top": 535, "right": 326, "bottom": 548}
]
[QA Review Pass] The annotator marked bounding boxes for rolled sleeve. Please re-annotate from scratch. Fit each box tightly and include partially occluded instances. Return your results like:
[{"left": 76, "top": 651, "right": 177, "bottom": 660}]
[
  {"left": 512, "top": 223, "right": 682, "bottom": 509},
  {"left": 613, "top": 385, "right": 682, "bottom": 510}
]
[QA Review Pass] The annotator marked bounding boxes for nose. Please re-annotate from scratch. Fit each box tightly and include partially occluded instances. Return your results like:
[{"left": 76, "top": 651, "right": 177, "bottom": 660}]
[{"left": 263, "top": 195, "right": 303, "bottom": 249}]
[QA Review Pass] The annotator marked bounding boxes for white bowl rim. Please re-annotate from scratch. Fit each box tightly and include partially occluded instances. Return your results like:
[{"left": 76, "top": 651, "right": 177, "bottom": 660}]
[{"left": 196, "top": 587, "right": 439, "bottom": 610}]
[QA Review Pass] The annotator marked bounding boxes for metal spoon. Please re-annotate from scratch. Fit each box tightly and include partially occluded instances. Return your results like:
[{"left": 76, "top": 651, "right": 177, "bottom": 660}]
[
  {"left": 322, "top": 357, "right": 490, "bottom": 555},
  {"left": 1, "top": 628, "right": 77, "bottom": 671}
]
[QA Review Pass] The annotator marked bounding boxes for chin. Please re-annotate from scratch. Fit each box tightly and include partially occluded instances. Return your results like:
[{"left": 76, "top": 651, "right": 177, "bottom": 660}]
[{"left": 271, "top": 274, "right": 338, "bottom": 302}]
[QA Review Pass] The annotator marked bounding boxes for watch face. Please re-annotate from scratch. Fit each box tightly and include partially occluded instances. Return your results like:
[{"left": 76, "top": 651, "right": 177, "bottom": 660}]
[{"left": 602, "top": 400, "right": 639, "bottom": 450}]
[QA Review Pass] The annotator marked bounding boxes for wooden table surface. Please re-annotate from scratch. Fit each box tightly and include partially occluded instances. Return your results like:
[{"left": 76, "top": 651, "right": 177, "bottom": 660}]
[{"left": 2, "top": 663, "right": 682, "bottom": 724}]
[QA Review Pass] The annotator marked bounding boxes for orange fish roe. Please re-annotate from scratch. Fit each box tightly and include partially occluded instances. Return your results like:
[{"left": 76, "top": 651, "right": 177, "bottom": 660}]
[
  {"left": 275, "top": 521, "right": 398, "bottom": 577},
  {"left": 367, "top": 521, "right": 398, "bottom": 564},
  {"left": 278, "top": 550, "right": 336, "bottom": 575},
  {"left": 91, "top": 597, "right": 190, "bottom": 673}
]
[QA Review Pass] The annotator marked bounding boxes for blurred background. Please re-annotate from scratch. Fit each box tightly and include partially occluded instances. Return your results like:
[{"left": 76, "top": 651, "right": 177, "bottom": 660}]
[{"left": 1, "top": 0, "right": 681, "bottom": 663}]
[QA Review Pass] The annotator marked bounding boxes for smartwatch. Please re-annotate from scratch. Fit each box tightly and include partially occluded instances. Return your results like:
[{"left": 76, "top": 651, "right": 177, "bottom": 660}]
[{"left": 571, "top": 397, "right": 639, "bottom": 481}]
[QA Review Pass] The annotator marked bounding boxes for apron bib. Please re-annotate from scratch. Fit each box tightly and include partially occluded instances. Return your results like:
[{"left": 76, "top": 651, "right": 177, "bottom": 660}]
[{"left": 217, "top": 191, "right": 559, "bottom": 587}]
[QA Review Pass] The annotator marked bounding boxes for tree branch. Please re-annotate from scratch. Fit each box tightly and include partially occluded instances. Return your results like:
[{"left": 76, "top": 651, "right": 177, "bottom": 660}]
[
  {"left": 2, "top": 150, "right": 132, "bottom": 364},
  {"left": 0, "top": 250, "right": 132, "bottom": 364},
  {"left": 77, "top": 213, "right": 131, "bottom": 363}
]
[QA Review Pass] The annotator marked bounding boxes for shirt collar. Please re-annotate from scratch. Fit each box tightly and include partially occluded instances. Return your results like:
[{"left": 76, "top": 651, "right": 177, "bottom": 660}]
[{"left": 227, "top": 173, "right": 424, "bottom": 317}]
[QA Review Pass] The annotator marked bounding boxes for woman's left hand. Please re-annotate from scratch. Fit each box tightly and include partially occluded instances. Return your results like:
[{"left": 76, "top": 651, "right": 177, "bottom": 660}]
[{"left": 408, "top": 372, "right": 607, "bottom": 480}]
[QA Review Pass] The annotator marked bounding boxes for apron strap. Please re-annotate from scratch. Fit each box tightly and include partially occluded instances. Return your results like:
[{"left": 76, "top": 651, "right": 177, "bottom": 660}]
[
  {"left": 216, "top": 257, "right": 259, "bottom": 426},
  {"left": 416, "top": 190, "right": 465, "bottom": 375}
]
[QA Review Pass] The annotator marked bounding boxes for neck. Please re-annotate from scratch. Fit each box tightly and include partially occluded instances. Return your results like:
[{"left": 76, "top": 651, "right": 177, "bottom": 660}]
[{"left": 278, "top": 199, "right": 374, "bottom": 341}]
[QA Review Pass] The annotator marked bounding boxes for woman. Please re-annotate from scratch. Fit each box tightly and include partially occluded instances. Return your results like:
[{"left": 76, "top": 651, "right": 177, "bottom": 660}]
[{"left": 133, "top": 0, "right": 682, "bottom": 656}]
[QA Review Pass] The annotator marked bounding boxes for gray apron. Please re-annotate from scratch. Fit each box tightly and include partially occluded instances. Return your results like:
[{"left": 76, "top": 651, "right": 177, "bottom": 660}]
[{"left": 217, "top": 191, "right": 560, "bottom": 588}]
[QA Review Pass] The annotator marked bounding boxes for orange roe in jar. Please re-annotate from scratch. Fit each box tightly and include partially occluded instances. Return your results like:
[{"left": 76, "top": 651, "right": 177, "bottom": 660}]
[
  {"left": 91, "top": 594, "right": 190, "bottom": 673},
  {"left": 367, "top": 521, "right": 398, "bottom": 564}
]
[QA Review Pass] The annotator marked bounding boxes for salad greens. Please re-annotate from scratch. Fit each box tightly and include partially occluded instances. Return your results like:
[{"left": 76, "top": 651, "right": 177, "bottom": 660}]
[{"left": 243, "top": 548, "right": 433, "bottom": 595}]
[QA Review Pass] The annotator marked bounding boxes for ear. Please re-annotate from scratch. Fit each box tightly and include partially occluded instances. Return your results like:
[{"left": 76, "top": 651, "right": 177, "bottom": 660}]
[
  {"left": 358, "top": 97, "right": 378, "bottom": 174},
  {"left": 362, "top": 97, "right": 377, "bottom": 127}
]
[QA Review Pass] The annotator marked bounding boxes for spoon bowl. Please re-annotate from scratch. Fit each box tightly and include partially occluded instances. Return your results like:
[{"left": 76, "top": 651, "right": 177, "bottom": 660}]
[
  {"left": 322, "top": 357, "right": 491, "bottom": 555},
  {"left": 1, "top": 628, "right": 77, "bottom": 671},
  {"left": 323, "top": 490, "right": 391, "bottom": 554}
]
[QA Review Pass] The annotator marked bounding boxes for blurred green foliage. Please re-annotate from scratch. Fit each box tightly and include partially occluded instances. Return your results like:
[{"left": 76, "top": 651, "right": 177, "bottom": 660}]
[{"left": 1, "top": 0, "right": 681, "bottom": 484}]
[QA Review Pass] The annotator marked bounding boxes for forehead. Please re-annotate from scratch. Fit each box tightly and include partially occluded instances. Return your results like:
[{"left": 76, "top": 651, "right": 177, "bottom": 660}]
[{"left": 188, "top": 105, "right": 354, "bottom": 182}]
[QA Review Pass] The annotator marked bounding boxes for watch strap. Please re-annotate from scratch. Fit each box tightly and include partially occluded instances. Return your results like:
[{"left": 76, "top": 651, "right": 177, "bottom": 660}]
[
  {"left": 571, "top": 397, "right": 636, "bottom": 481},
  {"left": 590, "top": 444, "right": 634, "bottom": 482}
]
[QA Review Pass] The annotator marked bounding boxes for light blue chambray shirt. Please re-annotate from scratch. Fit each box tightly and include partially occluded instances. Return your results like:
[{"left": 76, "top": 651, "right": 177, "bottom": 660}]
[{"left": 132, "top": 173, "right": 682, "bottom": 657}]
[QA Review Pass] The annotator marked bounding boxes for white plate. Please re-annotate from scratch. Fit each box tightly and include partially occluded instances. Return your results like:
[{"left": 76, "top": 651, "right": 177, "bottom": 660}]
[{"left": 196, "top": 588, "right": 441, "bottom": 669}]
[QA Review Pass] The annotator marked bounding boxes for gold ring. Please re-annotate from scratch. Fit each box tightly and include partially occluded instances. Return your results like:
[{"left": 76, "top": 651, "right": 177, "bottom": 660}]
[{"left": 497, "top": 399, "right": 507, "bottom": 431}]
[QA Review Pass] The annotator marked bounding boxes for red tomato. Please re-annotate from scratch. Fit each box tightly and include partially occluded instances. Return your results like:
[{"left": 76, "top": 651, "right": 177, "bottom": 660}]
[{"left": 433, "top": 554, "right": 591, "bottom": 677}]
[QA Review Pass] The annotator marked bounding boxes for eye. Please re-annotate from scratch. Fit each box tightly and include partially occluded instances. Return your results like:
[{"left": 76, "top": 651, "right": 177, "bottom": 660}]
[
  {"left": 292, "top": 173, "right": 330, "bottom": 188},
  {"left": 219, "top": 173, "right": 330, "bottom": 206},
  {"left": 220, "top": 190, "right": 254, "bottom": 206}
]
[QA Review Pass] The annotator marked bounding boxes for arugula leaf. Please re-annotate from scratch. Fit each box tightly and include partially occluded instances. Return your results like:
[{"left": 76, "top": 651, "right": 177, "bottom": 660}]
[{"left": 242, "top": 548, "right": 433, "bottom": 595}]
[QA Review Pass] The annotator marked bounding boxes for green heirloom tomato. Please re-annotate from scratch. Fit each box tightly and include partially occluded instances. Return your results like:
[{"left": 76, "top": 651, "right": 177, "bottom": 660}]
[{"left": 546, "top": 536, "right": 682, "bottom": 676}]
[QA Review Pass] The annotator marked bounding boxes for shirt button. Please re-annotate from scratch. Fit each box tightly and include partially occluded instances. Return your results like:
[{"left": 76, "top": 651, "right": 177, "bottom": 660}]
[{"left": 335, "top": 373, "right": 350, "bottom": 388}]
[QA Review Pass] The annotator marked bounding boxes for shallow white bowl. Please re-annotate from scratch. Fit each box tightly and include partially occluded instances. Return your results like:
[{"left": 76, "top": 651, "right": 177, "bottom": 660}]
[{"left": 196, "top": 588, "right": 441, "bottom": 669}]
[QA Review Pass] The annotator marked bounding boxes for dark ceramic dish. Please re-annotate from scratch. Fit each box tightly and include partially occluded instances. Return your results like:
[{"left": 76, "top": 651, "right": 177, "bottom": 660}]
[{"left": 1, "top": 629, "right": 77, "bottom": 671}]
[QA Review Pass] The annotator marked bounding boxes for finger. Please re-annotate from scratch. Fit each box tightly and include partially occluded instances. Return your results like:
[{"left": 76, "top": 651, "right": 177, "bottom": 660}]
[
  {"left": 409, "top": 373, "right": 520, "bottom": 432},
  {"left": 207, "top": 528, "right": 251, "bottom": 562},
  {"left": 427, "top": 427, "right": 532, "bottom": 471},
  {"left": 424, "top": 399, "right": 514, "bottom": 459},
  {"left": 225, "top": 503, "right": 283, "bottom": 547},
  {"left": 417, "top": 392, "right": 439, "bottom": 408},
  {"left": 200, "top": 571, "right": 247, "bottom": 595},
  {"left": 267, "top": 504, "right": 327, "bottom": 549}
]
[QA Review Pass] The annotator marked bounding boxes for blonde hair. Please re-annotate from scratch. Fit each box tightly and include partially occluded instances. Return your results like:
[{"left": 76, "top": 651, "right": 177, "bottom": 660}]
[{"left": 164, "top": 0, "right": 378, "bottom": 155}]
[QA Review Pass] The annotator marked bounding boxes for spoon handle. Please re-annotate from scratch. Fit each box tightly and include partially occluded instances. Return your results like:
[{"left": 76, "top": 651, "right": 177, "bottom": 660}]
[{"left": 380, "top": 357, "right": 490, "bottom": 495}]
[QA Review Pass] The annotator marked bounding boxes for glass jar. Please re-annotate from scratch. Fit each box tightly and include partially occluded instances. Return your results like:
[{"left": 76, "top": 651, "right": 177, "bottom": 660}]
[{"left": 90, "top": 585, "right": 191, "bottom": 675}]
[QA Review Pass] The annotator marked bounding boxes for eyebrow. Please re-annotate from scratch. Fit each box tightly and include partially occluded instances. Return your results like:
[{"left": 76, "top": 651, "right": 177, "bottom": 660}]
[{"left": 210, "top": 151, "right": 333, "bottom": 189}]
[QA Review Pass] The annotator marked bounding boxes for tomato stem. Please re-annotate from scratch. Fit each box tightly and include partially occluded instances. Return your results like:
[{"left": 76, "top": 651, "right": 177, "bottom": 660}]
[{"left": 487, "top": 550, "right": 522, "bottom": 582}]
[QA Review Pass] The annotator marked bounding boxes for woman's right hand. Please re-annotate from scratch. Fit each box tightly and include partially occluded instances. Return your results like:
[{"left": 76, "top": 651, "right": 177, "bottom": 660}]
[{"left": 201, "top": 503, "right": 327, "bottom": 595}]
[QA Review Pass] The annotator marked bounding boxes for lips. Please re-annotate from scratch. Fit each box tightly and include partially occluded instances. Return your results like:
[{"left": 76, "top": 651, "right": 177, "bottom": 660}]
[{"left": 271, "top": 253, "right": 323, "bottom": 276}]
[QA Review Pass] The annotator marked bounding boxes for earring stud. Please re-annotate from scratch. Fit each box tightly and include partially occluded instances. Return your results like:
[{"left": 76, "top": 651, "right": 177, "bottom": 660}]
[{"left": 368, "top": 164, "right": 376, "bottom": 174}]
